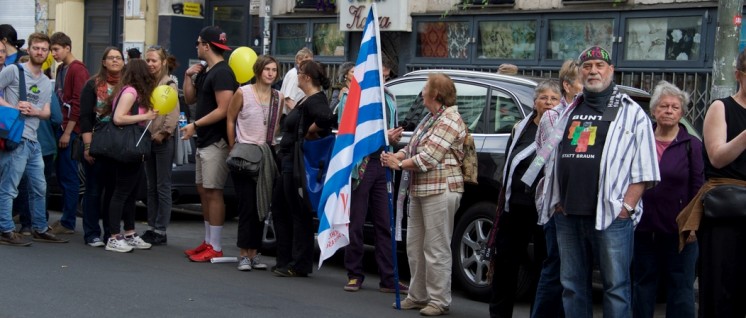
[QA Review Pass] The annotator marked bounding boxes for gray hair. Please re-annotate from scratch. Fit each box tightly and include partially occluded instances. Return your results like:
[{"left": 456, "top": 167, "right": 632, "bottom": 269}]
[
  {"left": 534, "top": 79, "right": 561, "bottom": 100},
  {"left": 337, "top": 62, "right": 355, "bottom": 83},
  {"left": 650, "top": 81, "right": 689, "bottom": 114}
]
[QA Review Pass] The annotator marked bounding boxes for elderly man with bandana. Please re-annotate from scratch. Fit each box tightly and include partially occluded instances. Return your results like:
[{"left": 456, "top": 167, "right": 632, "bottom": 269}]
[{"left": 523, "top": 46, "right": 660, "bottom": 318}]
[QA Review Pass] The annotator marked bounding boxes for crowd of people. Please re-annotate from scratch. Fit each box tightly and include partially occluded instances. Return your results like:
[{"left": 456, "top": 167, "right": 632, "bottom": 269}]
[{"left": 2, "top": 22, "right": 746, "bottom": 317}]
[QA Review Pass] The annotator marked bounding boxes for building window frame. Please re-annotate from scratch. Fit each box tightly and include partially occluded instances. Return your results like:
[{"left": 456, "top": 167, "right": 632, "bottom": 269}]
[
  {"left": 273, "top": 18, "right": 347, "bottom": 63},
  {"left": 616, "top": 9, "right": 713, "bottom": 69},
  {"left": 411, "top": 17, "right": 475, "bottom": 65},
  {"left": 473, "top": 16, "right": 541, "bottom": 65}
]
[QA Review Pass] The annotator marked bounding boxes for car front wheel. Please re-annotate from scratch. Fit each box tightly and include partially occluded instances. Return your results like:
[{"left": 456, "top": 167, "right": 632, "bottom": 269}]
[{"left": 451, "top": 202, "right": 495, "bottom": 301}]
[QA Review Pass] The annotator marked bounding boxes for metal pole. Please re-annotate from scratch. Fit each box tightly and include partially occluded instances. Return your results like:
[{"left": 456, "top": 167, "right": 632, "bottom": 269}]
[
  {"left": 710, "top": 0, "right": 743, "bottom": 100},
  {"left": 262, "top": 0, "right": 271, "bottom": 56}
]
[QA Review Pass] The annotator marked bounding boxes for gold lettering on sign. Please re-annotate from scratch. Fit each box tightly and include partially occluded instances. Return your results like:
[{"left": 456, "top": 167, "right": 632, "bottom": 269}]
[{"left": 346, "top": 5, "right": 392, "bottom": 30}]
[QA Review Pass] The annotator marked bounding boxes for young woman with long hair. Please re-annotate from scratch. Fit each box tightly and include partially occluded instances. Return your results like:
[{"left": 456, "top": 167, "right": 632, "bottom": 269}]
[
  {"left": 140, "top": 46, "right": 180, "bottom": 245},
  {"left": 103, "top": 59, "right": 158, "bottom": 253}
]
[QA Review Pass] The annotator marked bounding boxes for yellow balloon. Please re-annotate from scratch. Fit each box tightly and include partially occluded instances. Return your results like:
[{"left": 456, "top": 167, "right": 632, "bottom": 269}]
[
  {"left": 42, "top": 53, "right": 54, "bottom": 71},
  {"left": 151, "top": 85, "right": 178, "bottom": 115},
  {"left": 229, "top": 46, "right": 258, "bottom": 83}
]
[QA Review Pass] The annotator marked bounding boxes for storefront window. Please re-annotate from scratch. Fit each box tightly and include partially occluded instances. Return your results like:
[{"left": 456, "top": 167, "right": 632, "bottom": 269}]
[
  {"left": 276, "top": 23, "right": 307, "bottom": 56},
  {"left": 416, "top": 21, "right": 471, "bottom": 59},
  {"left": 625, "top": 16, "right": 702, "bottom": 61},
  {"left": 212, "top": 5, "right": 244, "bottom": 48},
  {"left": 547, "top": 19, "right": 614, "bottom": 60},
  {"left": 313, "top": 23, "right": 345, "bottom": 57},
  {"left": 477, "top": 20, "right": 536, "bottom": 60}
]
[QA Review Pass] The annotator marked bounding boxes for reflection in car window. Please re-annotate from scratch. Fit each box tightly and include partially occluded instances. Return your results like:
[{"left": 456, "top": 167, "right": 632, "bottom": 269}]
[
  {"left": 454, "top": 82, "right": 488, "bottom": 132},
  {"left": 489, "top": 90, "right": 523, "bottom": 133},
  {"left": 390, "top": 80, "right": 488, "bottom": 132},
  {"left": 389, "top": 80, "right": 427, "bottom": 131}
]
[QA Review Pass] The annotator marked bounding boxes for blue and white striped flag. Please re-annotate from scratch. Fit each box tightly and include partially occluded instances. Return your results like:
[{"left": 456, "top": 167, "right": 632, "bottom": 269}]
[{"left": 316, "top": 4, "right": 387, "bottom": 267}]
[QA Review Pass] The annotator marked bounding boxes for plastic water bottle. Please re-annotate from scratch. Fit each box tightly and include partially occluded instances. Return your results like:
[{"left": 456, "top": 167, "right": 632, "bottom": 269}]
[{"left": 178, "top": 112, "right": 187, "bottom": 128}]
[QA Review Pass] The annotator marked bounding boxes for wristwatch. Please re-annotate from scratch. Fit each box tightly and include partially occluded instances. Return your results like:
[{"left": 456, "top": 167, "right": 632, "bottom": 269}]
[
  {"left": 397, "top": 160, "right": 403, "bottom": 170},
  {"left": 622, "top": 202, "right": 635, "bottom": 215}
]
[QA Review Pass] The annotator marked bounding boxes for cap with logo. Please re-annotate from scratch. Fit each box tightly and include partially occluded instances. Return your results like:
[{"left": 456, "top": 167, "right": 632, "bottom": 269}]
[{"left": 199, "top": 26, "right": 231, "bottom": 51}]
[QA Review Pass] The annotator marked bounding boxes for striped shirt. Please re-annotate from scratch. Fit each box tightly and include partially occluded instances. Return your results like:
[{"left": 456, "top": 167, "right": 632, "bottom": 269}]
[
  {"left": 399, "top": 105, "right": 466, "bottom": 197},
  {"left": 536, "top": 91, "right": 660, "bottom": 230}
]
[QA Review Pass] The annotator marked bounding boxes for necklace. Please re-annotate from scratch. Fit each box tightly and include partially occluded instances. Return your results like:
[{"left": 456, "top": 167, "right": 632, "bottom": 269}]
[{"left": 253, "top": 84, "right": 271, "bottom": 126}]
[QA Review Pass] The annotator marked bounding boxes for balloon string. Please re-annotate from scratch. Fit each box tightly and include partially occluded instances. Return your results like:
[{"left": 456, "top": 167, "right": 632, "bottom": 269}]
[{"left": 136, "top": 120, "right": 153, "bottom": 147}]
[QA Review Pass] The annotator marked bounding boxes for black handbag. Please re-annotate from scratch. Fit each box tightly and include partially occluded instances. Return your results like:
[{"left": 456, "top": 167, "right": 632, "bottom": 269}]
[
  {"left": 89, "top": 89, "right": 151, "bottom": 163},
  {"left": 227, "top": 143, "right": 262, "bottom": 176},
  {"left": 702, "top": 185, "right": 746, "bottom": 219}
]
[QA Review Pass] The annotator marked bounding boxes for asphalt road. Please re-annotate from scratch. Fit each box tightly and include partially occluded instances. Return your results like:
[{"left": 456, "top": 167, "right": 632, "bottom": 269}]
[{"left": 2, "top": 210, "right": 495, "bottom": 318}]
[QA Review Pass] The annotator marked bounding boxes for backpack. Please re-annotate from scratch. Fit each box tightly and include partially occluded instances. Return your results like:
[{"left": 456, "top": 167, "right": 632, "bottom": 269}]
[{"left": 459, "top": 129, "right": 478, "bottom": 185}]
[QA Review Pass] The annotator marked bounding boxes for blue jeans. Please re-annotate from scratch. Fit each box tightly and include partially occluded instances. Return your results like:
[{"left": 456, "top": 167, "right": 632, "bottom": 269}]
[
  {"left": 55, "top": 130, "right": 79, "bottom": 230},
  {"left": 633, "top": 231, "right": 697, "bottom": 318},
  {"left": 0, "top": 139, "right": 49, "bottom": 233},
  {"left": 82, "top": 157, "right": 114, "bottom": 243},
  {"left": 554, "top": 213, "right": 634, "bottom": 318},
  {"left": 16, "top": 154, "right": 54, "bottom": 228},
  {"left": 145, "top": 138, "right": 174, "bottom": 232},
  {"left": 532, "top": 216, "right": 565, "bottom": 318}
]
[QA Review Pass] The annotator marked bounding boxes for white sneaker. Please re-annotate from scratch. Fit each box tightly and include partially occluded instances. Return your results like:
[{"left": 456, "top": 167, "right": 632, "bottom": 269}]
[
  {"left": 87, "top": 237, "right": 105, "bottom": 247},
  {"left": 237, "top": 256, "right": 252, "bottom": 271},
  {"left": 250, "top": 254, "right": 268, "bottom": 270},
  {"left": 125, "top": 234, "right": 152, "bottom": 250},
  {"left": 106, "top": 237, "right": 133, "bottom": 253}
]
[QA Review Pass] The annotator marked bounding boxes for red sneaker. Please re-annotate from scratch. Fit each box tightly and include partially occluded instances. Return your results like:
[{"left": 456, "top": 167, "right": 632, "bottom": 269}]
[
  {"left": 188, "top": 245, "right": 223, "bottom": 262},
  {"left": 184, "top": 241, "right": 209, "bottom": 257}
]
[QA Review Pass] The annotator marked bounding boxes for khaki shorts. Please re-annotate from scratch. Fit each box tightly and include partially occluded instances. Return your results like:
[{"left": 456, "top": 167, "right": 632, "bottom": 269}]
[{"left": 195, "top": 139, "right": 230, "bottom": 189}]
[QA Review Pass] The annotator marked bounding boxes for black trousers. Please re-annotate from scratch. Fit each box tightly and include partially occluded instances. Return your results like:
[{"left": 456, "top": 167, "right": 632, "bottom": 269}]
[
  {"left": 232, "top": 171, "right": 263, "bottom": 250},
  {"left": 272, "top": 156, "right": 314, "bottom": 274},
  {"left": 698, "top": 217, "right": 746, "bottom": 318},
  {"left": 108, "top": 161, "right": 143, "bottom": 235},
  {"left": 489, "top": 202, "right": 546, "bottom": 318}
]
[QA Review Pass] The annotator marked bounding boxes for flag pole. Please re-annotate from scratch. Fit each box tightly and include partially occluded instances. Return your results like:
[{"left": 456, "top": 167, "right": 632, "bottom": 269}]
[{"left": 370, "top": 3, "right": 402, "bottom": 310}]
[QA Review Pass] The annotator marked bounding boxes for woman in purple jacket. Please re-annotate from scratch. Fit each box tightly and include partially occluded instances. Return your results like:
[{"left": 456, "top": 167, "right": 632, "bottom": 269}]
[{"left": 632, "top": 81, "right": 704, "bottom": 318}]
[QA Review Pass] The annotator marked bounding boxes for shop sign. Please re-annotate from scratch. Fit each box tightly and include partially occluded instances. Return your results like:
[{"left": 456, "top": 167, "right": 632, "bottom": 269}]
[
  {"left": 183, "top": 2, "right": 202, "bottom": 17},
  {"left": 339, "top": 0, "right": 411, "bottom": 32}
]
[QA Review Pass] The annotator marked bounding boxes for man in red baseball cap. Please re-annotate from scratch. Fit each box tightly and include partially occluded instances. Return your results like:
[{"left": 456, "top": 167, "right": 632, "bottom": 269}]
[{"left": 180, "top": 26, "right": 238, "bottom": 262}]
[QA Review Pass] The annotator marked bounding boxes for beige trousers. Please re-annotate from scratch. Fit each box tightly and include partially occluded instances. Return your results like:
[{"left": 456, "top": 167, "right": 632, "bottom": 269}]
[{"left": 405, "top": 188, "right": 462, "bottom": 309}]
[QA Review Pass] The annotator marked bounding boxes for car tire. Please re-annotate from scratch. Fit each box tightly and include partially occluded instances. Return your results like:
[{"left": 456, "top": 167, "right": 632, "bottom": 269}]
[{"left": 451, "top": 201, "right": 495, "bottom": 301}]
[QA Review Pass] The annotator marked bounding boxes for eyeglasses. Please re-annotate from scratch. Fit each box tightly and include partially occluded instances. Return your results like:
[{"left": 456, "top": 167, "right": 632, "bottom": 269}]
[
  {"left": 105, "top": 56, "right": 123, "bottom": 61},
  {"left": 537, "top": 95, "right": 560, "bottom": 103},
  {"left": 30, "top": 46, "right": 49, "bottom": 53}
]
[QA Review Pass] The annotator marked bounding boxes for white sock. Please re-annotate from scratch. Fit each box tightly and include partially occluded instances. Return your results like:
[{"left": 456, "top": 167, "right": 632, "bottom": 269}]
[
  {"left": 204, "top": 221, "right": 211, "bottom": 244},
  {"left": 209, "top": 225, "right": 223, "bottom": 252}
]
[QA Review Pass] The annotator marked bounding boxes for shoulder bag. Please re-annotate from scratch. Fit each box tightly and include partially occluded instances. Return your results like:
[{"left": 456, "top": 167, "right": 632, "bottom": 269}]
[
  {"left": 702, "top": 184, "right": 746, "bottom": 219},
  {"left": 226, "top": 88, "right": 281, "bottom": 176},
  {"left": 0, "top": 64, "right": 27, "bottom": 151},
  {"left": 89, "top": 88, "right": 152, "bottom": 163}
]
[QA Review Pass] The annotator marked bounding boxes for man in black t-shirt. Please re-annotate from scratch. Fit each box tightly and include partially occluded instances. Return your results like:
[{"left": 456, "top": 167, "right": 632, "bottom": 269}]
[
  {"left": 541, "top": 46, "right": 659, "bottom": 317},
  {"left": 181, "top": 26, "right": 238, "bottom": 262}
]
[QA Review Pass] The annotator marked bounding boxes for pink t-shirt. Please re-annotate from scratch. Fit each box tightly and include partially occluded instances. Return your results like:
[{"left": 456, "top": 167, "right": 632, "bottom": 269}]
[
  {"left": 235, "top": 85, "right": 271, "bottom": 145},
  {"left": 114, "top": 86, "right": 147, "bottom": 126},
  {"left": 655, "top": 139, "right": 672, "bottom": 162}
]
